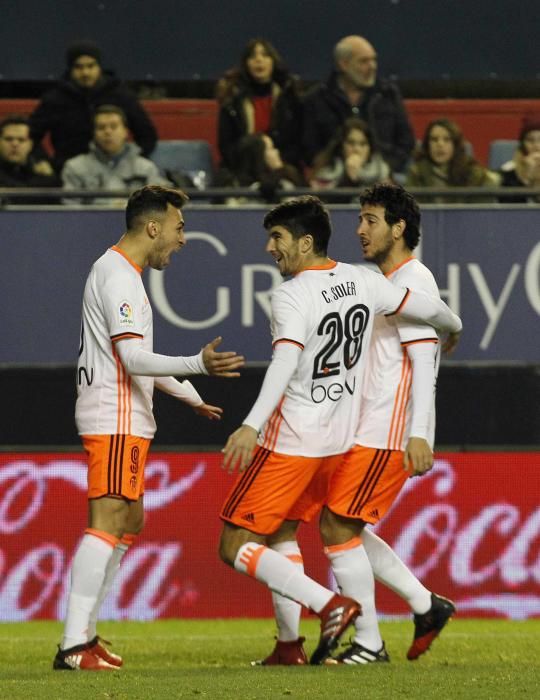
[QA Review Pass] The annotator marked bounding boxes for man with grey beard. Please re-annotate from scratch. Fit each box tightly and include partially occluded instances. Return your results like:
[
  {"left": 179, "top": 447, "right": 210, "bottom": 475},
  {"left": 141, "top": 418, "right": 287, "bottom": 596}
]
[{"left": 302, "top": 35, "right": 415, "bottom": 173}]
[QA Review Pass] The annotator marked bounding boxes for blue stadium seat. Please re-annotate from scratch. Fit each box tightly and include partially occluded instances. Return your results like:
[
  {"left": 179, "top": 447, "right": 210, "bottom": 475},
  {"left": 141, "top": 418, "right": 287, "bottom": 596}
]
[
  {"left": 151, "top": 140, "right": 214, "bottom": 187},
  {"left": 488, "top": 140, "right": 519, "bottom": 170}
]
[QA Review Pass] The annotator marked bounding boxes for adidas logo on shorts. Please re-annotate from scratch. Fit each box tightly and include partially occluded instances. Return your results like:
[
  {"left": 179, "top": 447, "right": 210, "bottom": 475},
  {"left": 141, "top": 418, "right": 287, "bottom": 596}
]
[
  {"left": 242, "top": 512, "right": 255, "bottom": 523},
  {"left": 367, "top": 508, "right": 379, "bottom": 519}
]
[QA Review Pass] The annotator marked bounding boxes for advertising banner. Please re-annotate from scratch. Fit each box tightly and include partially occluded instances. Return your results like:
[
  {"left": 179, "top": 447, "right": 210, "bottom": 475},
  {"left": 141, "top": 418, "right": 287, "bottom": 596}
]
[
  {"left": 0, "top": 450, "right": 538, "bottom": 621},
  {"left": 1, "top": 207, "right": 539, "bottom": 364}
]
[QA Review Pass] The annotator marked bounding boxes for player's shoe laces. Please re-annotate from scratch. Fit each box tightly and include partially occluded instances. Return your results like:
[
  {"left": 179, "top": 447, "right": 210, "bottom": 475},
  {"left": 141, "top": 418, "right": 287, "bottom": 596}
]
[
  {"left": 87, "top": 635, "right": 123, "bottom": 667},
  {"left": 52, "top": 642, "right": 118, "bottom": 671},
  {"left": 251, "top": 637, "right": 308, "bottom": 666},
  {"left": 310, "top": 594, "right": 361, "bottom": 665},
  {"left": 325, "top": 640, "right": 390, "bottom": 665},
  {"left": 407, "top": 593, "right": 456, "bottom": 660}
]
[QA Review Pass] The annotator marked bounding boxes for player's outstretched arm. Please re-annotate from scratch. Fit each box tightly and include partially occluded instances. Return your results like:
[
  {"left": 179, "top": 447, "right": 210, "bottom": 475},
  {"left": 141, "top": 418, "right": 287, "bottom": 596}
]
[
  {"left": 114, "top": 336, "right": 243, "bottom": 378},
  {"left": 201, "top": 336, "right": 245, "bottom": 377}
]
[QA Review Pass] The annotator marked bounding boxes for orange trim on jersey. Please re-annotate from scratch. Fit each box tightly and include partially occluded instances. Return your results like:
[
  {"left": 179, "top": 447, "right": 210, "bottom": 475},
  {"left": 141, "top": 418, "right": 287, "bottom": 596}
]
[
  {"left": 111, "top": 332, "right": 144, "bottom": 342},
  {"left": 385, "top": 288, "right": 410, "bottom": 316},
  {"left": 85, "top": 527, "right": 120, "bottom": 548},
  {"left": 272, "top": 338, "right": 305, "bottom": 351},
  {"left": 239, "top": 544, "right": 266, "bottom": 578},
  {"left": 110, "top": 245, "right": 142, "bottom": 274},
  {"left": 112, "top": 344, "right": 132, "bottom": 434},
  {"left": 286, "top": 554, "right": 304, "bottom": 564},
  {"left": 262, "top": 397, "right": 285, "bottom": 451},
  {"left": 298, "top": 259, "right": 337, "bottom": 274},
  {"left": 385, "top": 256, "right": 415, "bottom": 278},
  {"left": 401, "top": 337, "right": 438, "bottom": 347},
  {"left": 323, "top": 536, "right": 362, "bottom": 555},
  {"left": 388, "top": 351, "right": 412, "bottom": 450}
]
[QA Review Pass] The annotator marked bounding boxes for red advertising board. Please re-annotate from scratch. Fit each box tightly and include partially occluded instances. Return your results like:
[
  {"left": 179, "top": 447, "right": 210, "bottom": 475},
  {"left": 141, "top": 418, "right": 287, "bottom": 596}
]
[{"left": 0, "top": 451, "right": 538, "bottom": 620}]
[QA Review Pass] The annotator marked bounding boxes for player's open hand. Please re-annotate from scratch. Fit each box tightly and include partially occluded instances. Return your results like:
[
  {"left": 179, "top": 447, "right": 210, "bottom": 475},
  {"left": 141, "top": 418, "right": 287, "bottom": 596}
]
[
  {"left": 202, "top": 337, "right": 244, "bottom": 377},
  {"left": 222, "top": 425, "right": 258, "bottom": 474},
  {"left": 193, "top": 402, "right": 223, "bottom": 420},
  {"left": 404, "top": 436, "right": 434, "bottom": 477},
  {"left": 442, "top": 330, "right": 461, "bottom": 355}
]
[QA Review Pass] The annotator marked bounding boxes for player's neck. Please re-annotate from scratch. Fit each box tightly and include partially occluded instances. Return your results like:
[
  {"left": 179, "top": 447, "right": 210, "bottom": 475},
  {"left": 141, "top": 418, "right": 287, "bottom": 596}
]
[
  {"left": 115, "top": 234, "right": 148, "bottom": 269},
  {"left": 379, "top": 248, "right": 413, "bottom": 276},
  {"left": 299, "top": 253, "right": 330, "bottom": 272}
]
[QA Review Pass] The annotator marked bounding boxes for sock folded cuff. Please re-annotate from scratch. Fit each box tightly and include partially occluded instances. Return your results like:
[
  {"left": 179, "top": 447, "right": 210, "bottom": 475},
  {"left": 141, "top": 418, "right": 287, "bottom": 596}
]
[
  {"left": 286, "top": 553, "right": 304, "bottom": 564},
  {"left": 120, "top": 533, "right": 136, "bottom": 546},
  {"left": 324, "top": 535, "right": 362, "bottom": 556},
  {"left": 235, "top": 542, "right": 267, "bottom": 578},
  {"left": 85, "top": 527, "right": 120, "bottom": 549}
]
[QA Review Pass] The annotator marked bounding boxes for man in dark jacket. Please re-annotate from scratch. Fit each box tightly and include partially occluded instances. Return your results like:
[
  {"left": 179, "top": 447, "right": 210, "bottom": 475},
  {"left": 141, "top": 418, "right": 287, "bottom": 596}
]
[
  {"left": 0, "top": 115, "right": 58, "bottom": 204},
  {"left": 29, "top": 41, "right": 157, "bottom": 172},
  {"left": 302, "top": 36, "right": 415, "bottom": 173}
]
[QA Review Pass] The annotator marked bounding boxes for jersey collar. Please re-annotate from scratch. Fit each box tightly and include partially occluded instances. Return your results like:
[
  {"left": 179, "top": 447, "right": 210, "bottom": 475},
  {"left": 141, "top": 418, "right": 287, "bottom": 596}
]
[
  {"left": 110, "top": 245, "right": 143, "bottom": 274},
  {"left": 385, "top": 256, "right": 415, "bottom": 278}
]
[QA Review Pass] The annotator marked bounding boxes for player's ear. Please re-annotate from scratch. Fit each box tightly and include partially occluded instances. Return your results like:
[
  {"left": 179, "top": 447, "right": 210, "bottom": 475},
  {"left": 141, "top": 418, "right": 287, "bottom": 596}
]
[
  {"left": 146, "top": 219, "right": 159, "bottom": 239},
  {"left": 392, "top": 219, "right": 406, "bottom": 240},
  {"left": 301, "top": 234, "right": 314, "bottom": 253}
]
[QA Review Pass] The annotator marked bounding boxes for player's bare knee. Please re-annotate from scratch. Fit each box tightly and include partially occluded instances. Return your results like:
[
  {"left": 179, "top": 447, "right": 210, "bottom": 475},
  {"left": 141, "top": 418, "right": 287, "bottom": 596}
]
[
  {"left": 319, "top": 506, "right": 362, "bottom": 546},
  {"left": 267, "top": 519, "right": 299, "bottom": 546}
]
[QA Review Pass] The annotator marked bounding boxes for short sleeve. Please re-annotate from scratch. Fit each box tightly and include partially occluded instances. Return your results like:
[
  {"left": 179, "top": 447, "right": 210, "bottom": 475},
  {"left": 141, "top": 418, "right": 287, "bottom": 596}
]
[
  {"left": 101, "top": 272, "right": 145, "bottom": 341},
  {"left": 271, "top": 285, "right": 308, "bottom": 350},
  {"left": 393, "top": 265, "right": 440, "bottom": 345},
  {"left": 367, "top": 268, "right": 410, "bottom": 316}
]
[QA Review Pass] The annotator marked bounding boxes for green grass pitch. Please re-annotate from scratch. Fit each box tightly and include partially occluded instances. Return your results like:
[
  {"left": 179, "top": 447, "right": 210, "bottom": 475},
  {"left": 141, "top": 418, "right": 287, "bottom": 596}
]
[{"left": 1, "top": 619, "right": 539, "bottom": 699}]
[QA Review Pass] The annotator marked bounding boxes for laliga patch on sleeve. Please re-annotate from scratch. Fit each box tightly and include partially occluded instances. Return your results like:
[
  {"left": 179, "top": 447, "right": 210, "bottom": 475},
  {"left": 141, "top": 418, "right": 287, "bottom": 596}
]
[{"left": 118, "top": 301, "right": 134, "bottom": 326}]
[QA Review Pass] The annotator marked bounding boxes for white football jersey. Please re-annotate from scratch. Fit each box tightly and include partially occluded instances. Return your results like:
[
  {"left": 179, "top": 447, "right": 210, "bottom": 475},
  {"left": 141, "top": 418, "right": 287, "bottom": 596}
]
[
  {"left": 75, "top": 246, "right": 156, "bottom": 438},
  {"left": 356, "top": 258, "right": 440, "bottom": 451},
  {"left": 258, "top": 260, "right": 409, "bottom": 457}
]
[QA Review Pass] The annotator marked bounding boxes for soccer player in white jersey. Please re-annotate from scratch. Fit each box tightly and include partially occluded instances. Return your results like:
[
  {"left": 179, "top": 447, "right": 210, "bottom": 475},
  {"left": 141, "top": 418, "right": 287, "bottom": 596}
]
[
  {"left": 218, "top": 195, "right": 461, "bottom": 665},
  {"left": 258, "top": 184, "right": 458, "bottom": 667},
  {"left": 54, "top": 185, "right": 244, "bottom": 671}
]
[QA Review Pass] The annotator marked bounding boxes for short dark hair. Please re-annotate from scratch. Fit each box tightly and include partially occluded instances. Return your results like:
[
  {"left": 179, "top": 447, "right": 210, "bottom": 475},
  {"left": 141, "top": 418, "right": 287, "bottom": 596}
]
[
  {"left": 126, "top": 185, "right": 188, "bottom": 230},
  {"left": 359, "top": 183, "right": 421, "bottom": 250},
  {"left": 0, "top": 114, "right": 30, "bottom": 137},
  {"left": 94, "top": 104, "right": 128, "bottom": 126},
  {"left": 263, "top": 195, "right": 332, "bottom": 255}
]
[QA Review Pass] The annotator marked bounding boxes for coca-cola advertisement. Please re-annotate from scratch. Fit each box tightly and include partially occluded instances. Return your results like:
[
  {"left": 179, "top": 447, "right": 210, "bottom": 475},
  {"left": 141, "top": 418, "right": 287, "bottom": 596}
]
[{"left": 0, "top": 451, "right": 538, "bottom": 621}]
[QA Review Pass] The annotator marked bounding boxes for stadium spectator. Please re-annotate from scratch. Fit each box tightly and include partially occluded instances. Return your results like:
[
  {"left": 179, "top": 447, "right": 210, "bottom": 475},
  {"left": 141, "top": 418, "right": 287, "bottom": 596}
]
[
  {"left": 498, "top": 116, "right": 540, "bottom": 202},
  {"left": 309, "top": 117, "right": 391, "bottom": 201},
  {"left": 215, "top": 132, "right": 305, "bottom": 204},
  {"left": 0, "top": 115, "right": 58, "bottom": 204},
  {"left": 216, "top": 38, "right": 303, "bottom": 171},
  {"left": 406, "top": 118, "right": 499, "bottom": 201},
  {"left": 61, "top": 105, "right": 168, "bottom": 205},
  {"left": 302, "top": 36, "right": 414, "bottom": 172},
  {"left": 30, "top": 40, "right": 157, "bottom": 172}
]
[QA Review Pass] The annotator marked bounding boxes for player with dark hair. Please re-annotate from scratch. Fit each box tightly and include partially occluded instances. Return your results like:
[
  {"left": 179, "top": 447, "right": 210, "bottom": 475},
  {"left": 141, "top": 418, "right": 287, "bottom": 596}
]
[
  {"left": 218, "top": 194, "right": 461, "bottom": 665},
  {"left": 54, "top": 185, "right": 244, "bottom": 671},
  {"left": 258, "top": 184, "right": 458, "bottom": 666}
]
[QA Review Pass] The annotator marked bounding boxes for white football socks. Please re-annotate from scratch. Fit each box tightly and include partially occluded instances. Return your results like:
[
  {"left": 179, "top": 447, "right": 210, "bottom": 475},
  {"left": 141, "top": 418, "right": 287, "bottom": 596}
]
[
  {"left": 61, "top": 530, "right": 118, "bottom": 650},
  {"left": 362, "top": 528, "right": 432, "bottom": 615},
  {"left": 270, "top": 541, "right": 304, "bottom": 642},
  {"left": 234, "top": 542, "right": 333, "bottom": 613},
  {"left": 326, "top": 537, "right": 382, "bottom": 652},
  {"left": 87, "top": 534, "right": 135, "bottom": 641}
]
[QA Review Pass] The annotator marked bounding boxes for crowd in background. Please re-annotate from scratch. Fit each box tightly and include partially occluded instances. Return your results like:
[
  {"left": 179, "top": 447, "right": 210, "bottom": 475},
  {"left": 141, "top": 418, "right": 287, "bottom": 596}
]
[{"left": 0, "top": 37, "right": 538, "bottom": 206}]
